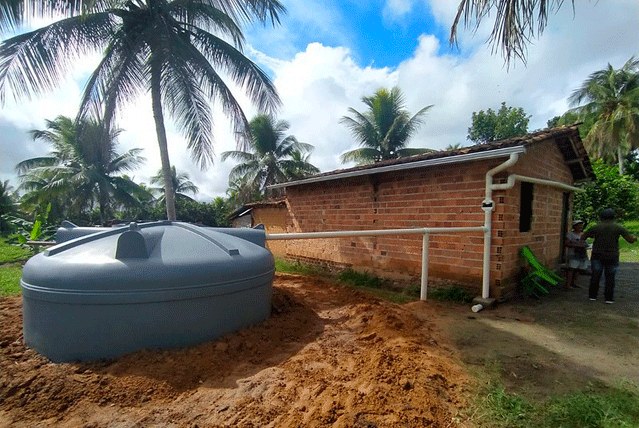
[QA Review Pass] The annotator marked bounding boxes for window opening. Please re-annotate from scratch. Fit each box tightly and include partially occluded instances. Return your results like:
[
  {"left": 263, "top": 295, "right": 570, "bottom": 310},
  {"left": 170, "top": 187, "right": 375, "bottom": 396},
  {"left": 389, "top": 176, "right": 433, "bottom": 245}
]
[{"left": 519, "top": 182, "right": 534, "bottom": 232}]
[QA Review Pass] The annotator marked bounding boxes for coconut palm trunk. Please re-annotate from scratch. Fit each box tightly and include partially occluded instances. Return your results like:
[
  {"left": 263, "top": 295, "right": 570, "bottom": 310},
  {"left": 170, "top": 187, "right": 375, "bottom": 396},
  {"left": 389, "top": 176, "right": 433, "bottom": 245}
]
[{"left": 151, "top": 59, "right": 177, "bottom": 220}]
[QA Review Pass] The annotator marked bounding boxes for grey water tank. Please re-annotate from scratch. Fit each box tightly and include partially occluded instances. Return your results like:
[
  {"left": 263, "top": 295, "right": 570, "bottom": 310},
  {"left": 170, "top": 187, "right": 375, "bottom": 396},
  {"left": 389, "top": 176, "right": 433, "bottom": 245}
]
[{"left": 21, "top": 221, "right": 274, "bottom": 362}]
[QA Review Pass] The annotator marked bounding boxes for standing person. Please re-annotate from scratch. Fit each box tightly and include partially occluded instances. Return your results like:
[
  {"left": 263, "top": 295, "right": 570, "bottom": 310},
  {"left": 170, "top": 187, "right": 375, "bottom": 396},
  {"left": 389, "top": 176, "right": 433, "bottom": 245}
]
[
  {"left": 564, "top": 220, "right": 589, "bottom": 289},
  {"left": 582, "top": 208, "right": 637, "bottom": 303}
]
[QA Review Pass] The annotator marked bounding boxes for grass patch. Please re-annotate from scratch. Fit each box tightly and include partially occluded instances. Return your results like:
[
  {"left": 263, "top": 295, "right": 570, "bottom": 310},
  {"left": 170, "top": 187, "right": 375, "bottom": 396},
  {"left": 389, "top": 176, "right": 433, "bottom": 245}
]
[
  {"left": 0, "top": 265, "right": 22, "bottom": 296},
  {"left": 428, "top": 286, "right": 474, "bottom": 303},
  {"left": 620, "top": 220, "right": 639, "bottom": 263},
  {"left": 470, "top": 368, "right": 639, "bottom": 428},
  {"left": 274, "top": 258, "right": 328, "bottom": 276},
  {"left": 274, "top": 260, "right": 420, "bottom": 304},
  {"left": 336, "top": 269, "right": 384, "bottom": 288},
  {"left": 336, "top": 269, "right": 420, "bottom": 304},
  {"left": 0, "top": 237, "right": 32, "bottom": 264}
]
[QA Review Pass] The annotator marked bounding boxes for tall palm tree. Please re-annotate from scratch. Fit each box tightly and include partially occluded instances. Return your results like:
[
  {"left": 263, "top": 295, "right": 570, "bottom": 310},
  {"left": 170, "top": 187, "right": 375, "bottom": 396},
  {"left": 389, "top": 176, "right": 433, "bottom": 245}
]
[
  {"left": 569, "top": 57, "right": 639, "bottom": 174},
  {"left": 340, "top": 87, "right": 434, "bottom": 165},
  {"left": 0, "top": 0, "right": 284, "bottom": 221},
  {"left": 16, "top": 115, "right": 148, "bottom": 224},
  {"left": 222, "top": 114, "right": 317, "bottom": 197},
  {"left": 450, "top": 0, "right": 576, "bottom": 65},
  {"left": 285, "top": 149, "right": 320, "bottom": 180},
  {"left": 150, "top": 166, "right": 199, "bottom": 203}
]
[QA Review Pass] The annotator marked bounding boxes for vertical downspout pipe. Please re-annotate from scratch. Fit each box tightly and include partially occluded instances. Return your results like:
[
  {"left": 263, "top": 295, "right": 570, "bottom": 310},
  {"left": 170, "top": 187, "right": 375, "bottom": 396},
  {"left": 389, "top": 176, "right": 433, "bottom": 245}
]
[{"left": 482, "top": 153, "right": 520, "bottom": 299}]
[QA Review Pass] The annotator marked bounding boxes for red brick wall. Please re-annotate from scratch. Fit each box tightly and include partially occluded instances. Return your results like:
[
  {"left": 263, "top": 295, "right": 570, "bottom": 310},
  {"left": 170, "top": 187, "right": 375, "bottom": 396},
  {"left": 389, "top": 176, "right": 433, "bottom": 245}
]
[
  {"left": 275, "top": 139, "right": 574, "bottom": 297},
  {"left": 495, "top": 141, "right": 574, "bottom": 293}
]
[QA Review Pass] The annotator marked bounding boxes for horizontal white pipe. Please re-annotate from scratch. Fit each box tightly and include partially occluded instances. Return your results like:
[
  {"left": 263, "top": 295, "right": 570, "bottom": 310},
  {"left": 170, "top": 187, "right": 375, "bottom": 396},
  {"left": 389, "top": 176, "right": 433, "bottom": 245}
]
[
  {"left": 269, "top": 146, "right": 527, "bottom": 190},
  {"left": 491, "top": 174, "right": 584, "bottom": 192},
  {"left": 266, "top": 226, "right": 486, "bottom": 240},
  {"left": 267, "top": 226, "right": 485, "bottom": 302}
]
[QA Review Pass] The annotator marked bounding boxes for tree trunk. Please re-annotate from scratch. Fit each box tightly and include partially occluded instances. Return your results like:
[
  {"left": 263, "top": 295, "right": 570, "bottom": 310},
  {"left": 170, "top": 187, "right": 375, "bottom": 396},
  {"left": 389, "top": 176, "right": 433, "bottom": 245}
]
[
  {"left": 98, "top": 185, "right": 109, "bottom": 226},
  {"left": 618, "top": 146, "right": 625, "bottom": 175},
  {"left": 150, "top": 61, "right": 177, "bottom": 221}
]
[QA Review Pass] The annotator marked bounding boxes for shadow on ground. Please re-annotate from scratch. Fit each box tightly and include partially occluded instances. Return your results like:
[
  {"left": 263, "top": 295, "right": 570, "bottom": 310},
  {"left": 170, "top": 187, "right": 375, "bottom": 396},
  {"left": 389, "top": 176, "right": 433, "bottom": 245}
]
[{"left": 415, "top": 262, "right": 639, "bottom": 400}]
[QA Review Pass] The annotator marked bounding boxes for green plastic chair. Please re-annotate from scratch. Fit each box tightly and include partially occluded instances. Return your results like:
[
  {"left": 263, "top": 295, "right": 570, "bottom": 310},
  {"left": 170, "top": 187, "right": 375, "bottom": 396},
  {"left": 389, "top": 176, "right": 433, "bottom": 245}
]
[{"left": 520, "top": 246, "right": 563, "bottom": 297}]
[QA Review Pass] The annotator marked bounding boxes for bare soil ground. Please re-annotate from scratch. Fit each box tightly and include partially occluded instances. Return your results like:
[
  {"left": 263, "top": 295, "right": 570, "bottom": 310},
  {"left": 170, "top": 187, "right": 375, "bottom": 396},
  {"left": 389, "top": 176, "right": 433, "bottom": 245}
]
[
  {"left": 1, "top": 265, "right": 638, "bottom": 427},
  {"left": 424, "top": 262, "right": 639, "bottom": 401}
]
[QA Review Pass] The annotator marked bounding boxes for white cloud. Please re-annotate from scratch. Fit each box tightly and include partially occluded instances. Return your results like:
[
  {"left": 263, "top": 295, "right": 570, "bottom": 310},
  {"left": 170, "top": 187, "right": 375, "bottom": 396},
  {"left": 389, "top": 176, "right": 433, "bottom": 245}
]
[
  {"left": 383, "top": 0, "right": 414, "bottom": 21},
  {"left": 1, "top": 0, "right": 637, "bottom": 203}
]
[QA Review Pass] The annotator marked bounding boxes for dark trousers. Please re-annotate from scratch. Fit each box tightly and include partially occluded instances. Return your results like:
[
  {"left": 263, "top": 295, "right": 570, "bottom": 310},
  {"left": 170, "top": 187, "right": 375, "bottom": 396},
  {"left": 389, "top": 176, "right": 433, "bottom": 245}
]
[{"left": 589, "top": 258, "right": 619, "bottom": 301}]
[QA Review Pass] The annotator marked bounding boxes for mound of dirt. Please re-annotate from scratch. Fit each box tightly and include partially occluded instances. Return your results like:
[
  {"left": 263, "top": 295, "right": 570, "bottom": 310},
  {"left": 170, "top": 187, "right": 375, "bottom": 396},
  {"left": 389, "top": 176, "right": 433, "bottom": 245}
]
[{"left": 0, "top": 273, "right": 470, "bottom": 427}]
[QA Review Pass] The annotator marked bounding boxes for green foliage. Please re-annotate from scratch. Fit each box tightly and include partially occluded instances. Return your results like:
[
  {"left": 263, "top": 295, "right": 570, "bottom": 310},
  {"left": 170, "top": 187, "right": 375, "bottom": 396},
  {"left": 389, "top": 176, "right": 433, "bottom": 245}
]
[
  {"left": 150, "top": 166, "right": 199, "bottom": 202},
  {"left": 428, "top": 286, "right": 474, "bottom": 303},
  {"left": 274, "top": 260, "right": 420, "bottom": 304},
  {"left": 0, "top": 180, "right": 17, "bottom": 233},
  {"left": 467, "top": 102, "right": 530, "bottom": 144},
  {"left": 120, "top": 197, "right": 231, "bottom": 226},
  {"left": 471, "top": 372, "right": 639, "bottom": 428},
  {"left": 573, "top": 160, "right": 639, "bottom": 224},
  {"left": 17, "top": 116, "right": 148, "bottom": 225},
  {"left": 340, "top": 87, "right": 434, "bottom": 165},
  {"left": 274, "top": 258, "right": 328, "bottom": 276},
  {"left": 0, "top": 265, "right": 22, "bottom": 296},
  {"left": 4, "top": 203, "right": 56, "bottom": 244},
  {"left": 568, "top": 56, "right": 639, "bottom": 173},
  {"left": 223, "top": 114, "right": 318, "bottom": 198},
  {"left": 0, "top": 238, "right": 32, "bottom": 264},
  {"left": 620, "top": 220, "right": 639, "bottom": 263},
  {"left": 337, "top": 268, "right": 384, "bottom": 288},
  {"left": 0, "top": 0, "right": 283, "bottom": 221},
  {"left": 624, "top": 150, "right": 639, "bottom": 181}
]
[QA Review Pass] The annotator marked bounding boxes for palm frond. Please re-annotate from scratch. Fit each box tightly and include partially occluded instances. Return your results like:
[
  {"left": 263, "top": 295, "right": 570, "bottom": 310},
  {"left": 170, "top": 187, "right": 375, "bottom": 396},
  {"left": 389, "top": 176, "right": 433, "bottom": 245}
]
[
  {"left": 450, "top": 0, "right": 574, "bottom": 65},
  {"left": 191, "top": 27, "right": 280, "bottom": 147},
  {"left": 77, "top": 31, "right": 146, "bottom": 126},
  {"left": 0, "top": 11, "right": 113, "bottom": 103},
  {"left": 162, "top": 40, "right": 215, "bottom": 168},
  {"left": 340, "top": 148, "right": 382, "bottom": 165}
]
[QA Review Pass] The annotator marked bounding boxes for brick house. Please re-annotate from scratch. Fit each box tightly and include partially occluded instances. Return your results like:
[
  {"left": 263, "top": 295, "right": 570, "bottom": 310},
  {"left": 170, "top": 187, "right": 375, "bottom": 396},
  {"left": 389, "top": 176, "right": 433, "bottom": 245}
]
[
  {"left": 238, "top": 125, "right": 593, "bottom": 299},
  {"left": 229, "top": 199, "right": 288, "bottom": 256}
]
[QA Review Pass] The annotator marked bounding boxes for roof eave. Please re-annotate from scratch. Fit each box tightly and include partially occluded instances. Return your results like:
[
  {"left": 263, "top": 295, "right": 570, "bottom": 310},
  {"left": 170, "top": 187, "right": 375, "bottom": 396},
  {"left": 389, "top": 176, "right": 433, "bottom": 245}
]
[{"left": 268, "top": 145, "right": 528, "bottom": 190}]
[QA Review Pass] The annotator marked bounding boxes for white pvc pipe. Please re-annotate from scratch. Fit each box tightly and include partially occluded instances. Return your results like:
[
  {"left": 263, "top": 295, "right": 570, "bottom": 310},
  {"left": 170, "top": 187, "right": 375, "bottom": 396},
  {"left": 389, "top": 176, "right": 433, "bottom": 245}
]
[
  {"left": 266, "top": 226, "right": 485, "bottom": 240},
  {"left": 421, "top": 233, "right": 429, "bottom": 300},
  {"left": 482, "top": 153, "right": 521, "bottom": 299},
  {"left": 266, "top": 226, "right": 485, "bottom": 301},
  {"left": 492, "top": 174, "right": 584, "bottom": 193}
]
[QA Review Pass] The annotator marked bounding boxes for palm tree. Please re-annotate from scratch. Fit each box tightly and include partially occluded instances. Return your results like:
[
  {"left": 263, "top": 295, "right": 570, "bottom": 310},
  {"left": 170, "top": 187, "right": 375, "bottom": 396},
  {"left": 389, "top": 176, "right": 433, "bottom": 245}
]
[
  {"left": 0, "top": 179, "right": 16, "bottom": 231},
  {"left": 222, "top": 114, "right": 317, "bottom": 197},
  {"left": 569, "top": 57, "right": 639, "bottom": 174},
  {"left": 340, "top": 87, "right": 434, "bottom": 165},
  {"left": 150, "top": 166, "right": 199, "bottom": 203},
  {"left": 16, "top": 115, "right": 148, "bottom": 224},
  {"left": 285, "top": 149, "right": 320, "bottom": 180},
  {"left": 450, "top": 0, "right": 575, "bottom": 65},
  {"left": 226, "top": 175, "right": 261, "bottom": 208},
  {"left": 0, "top": 0, "right": 284, "bottom": 221}
]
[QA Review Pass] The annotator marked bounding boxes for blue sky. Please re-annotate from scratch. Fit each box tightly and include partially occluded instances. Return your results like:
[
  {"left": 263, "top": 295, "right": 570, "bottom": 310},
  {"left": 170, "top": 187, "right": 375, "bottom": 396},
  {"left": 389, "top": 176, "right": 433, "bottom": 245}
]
[
  {"left": 246, "top": 0, "right": 454, "bottom": 68},
  {"left": 1, "top": 0, "right": 638, "bottom": 201}
]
